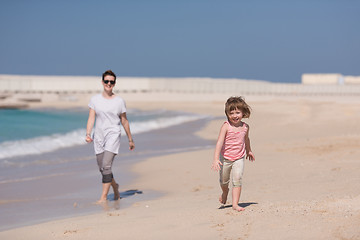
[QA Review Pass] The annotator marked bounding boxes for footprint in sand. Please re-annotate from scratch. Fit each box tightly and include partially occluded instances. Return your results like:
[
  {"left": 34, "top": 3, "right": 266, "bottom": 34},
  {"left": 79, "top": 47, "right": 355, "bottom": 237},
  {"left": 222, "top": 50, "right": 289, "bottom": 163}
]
[{"left": 64, "top": 230, "right": 78, "bottom": 235}]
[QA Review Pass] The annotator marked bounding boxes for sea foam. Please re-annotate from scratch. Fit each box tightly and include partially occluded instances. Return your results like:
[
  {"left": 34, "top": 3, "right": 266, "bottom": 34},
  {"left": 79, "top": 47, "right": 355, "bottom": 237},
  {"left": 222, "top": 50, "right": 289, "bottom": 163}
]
[{"left": 0, "top": 114, "right": 206, "bottom": 160}]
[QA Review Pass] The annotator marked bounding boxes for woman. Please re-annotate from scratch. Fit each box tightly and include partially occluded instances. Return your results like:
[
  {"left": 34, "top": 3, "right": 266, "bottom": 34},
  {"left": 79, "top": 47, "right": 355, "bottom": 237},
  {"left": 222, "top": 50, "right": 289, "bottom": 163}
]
[{"left": 86, "top": 70, "right": 135, "bottom": 203}]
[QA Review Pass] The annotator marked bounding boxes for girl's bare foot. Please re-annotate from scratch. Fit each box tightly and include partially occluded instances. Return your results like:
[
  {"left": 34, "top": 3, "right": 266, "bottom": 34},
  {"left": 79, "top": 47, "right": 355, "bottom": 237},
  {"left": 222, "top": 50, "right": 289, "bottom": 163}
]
[{"left": 232, "top": 205, "right": 245, "bottom": 212}]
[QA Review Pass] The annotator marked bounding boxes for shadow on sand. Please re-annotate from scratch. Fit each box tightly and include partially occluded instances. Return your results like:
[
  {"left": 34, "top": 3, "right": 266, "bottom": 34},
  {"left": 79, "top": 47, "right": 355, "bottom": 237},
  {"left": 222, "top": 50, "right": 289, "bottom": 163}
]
[
  {"left": 218, "top": 202, "right": 258, "bottom": 210},
  {"left": 96, "top": 189, "right": 143, "bottom": 211},
  {"left": 107, "top": 189, "right": 143, "bottom": 201}
]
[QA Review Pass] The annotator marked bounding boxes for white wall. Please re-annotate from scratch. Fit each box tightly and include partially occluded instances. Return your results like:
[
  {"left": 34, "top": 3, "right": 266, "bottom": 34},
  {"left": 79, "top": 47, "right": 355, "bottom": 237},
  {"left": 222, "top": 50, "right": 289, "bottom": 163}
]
[{"left": 1, "top": 74, "right": 360, "bottom": 96}]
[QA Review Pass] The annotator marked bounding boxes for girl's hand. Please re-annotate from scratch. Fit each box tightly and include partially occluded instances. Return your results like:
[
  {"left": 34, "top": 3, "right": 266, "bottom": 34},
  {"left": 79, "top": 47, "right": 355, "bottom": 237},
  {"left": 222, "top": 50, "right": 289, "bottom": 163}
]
[
  {"left": 85, "top": 135, "right": 93, "bottom": 143},
  {"left": 129, "top": 141, "right": 135, "bottom": 151},
  {"left": 211, "top": 160, "right": 223, "bottom": 172},
  {"left": 247, "top": 152, "right": 255, "bottom": 162}
]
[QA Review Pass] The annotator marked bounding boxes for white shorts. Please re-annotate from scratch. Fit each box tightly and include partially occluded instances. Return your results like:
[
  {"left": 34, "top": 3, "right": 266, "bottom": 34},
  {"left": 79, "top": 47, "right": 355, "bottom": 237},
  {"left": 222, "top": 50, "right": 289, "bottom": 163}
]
[{"left": 219, "top": 155, "right": 244, "bottom": 187}]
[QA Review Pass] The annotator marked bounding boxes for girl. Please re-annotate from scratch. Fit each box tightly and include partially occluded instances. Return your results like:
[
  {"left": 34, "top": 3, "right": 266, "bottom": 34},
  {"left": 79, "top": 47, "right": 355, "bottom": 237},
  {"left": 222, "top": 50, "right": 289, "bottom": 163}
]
[
  {"left": 211, "top": 96, "right": 255, "bottom": 211},
  {"left": 86, "top": 70, "right": 135, "bottom": 203}
]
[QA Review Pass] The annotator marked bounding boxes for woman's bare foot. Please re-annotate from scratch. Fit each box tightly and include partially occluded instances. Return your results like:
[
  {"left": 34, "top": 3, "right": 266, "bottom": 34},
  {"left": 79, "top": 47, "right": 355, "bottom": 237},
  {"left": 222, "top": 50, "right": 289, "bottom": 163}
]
[
  {"left": 95, "top": 200, "right": 109, "bottom": 210},
  {"left": 114, "top": 184, "right": 120, "bottom": 200},
  {"left": 96, "top": 198, "right": 107, "bottom": 204},
  {"left": 232, "top": 204, "right": 245, "bottom": 212}
]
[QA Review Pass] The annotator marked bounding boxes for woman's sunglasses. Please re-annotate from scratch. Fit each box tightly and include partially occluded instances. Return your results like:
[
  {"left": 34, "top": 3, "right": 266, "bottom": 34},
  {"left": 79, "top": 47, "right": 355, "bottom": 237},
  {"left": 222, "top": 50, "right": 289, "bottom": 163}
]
[{"left": 103, "top": 80, "right": 116, "bottom": 85}]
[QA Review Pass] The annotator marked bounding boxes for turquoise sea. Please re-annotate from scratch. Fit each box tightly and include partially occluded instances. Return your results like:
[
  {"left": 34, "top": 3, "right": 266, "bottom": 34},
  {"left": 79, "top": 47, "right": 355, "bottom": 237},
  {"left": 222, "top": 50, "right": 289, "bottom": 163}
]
[{"left": 0, "top": 108, "right": 206, "bottom": 161}]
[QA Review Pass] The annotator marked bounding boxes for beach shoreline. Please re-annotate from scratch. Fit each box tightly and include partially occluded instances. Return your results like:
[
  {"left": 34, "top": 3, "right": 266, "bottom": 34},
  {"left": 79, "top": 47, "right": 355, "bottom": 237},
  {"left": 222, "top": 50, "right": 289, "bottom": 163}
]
[{"left": 1, "top": 93, "right": 360, "bottom": 239}]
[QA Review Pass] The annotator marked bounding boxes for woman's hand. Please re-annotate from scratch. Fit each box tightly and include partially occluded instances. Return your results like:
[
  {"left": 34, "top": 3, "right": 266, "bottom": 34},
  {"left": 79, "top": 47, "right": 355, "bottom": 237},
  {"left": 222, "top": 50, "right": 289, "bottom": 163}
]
[
  {"left": 85, "top": 135, "right": 93, "bottom": 143},
  {"left": 129, "top": 141, "right": 135, "bottom": 151}
]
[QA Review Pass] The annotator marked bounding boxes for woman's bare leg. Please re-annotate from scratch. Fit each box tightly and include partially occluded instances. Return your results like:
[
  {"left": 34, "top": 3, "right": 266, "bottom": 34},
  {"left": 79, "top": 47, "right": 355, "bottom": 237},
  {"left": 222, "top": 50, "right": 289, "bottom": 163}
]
[
  {"left": 111, "top": 178, "right": 120, "bottom": 200},
  {"left": 98, "top": 182, "right": 111, "bottom": 203}
]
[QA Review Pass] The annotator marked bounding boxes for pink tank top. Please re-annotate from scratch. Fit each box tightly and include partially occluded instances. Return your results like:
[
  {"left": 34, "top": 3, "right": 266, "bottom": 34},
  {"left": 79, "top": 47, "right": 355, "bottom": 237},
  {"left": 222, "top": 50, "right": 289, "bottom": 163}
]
[{"left": 221, "top": 121, "right": 248, "bottom": 161}]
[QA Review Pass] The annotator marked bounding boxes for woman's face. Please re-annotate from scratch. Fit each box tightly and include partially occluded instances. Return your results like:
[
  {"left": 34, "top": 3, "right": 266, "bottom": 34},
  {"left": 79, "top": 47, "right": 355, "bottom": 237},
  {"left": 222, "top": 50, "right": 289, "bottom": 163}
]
[{"left": 102, "top": 75, "right": 116, "bottom": 91}]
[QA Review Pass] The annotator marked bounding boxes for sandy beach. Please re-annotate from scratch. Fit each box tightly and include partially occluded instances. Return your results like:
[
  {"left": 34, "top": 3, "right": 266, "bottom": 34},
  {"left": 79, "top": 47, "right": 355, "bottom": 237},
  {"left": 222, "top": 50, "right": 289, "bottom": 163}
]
[{"left": 0, "top": 92, "right": 360, "bottom": 240}]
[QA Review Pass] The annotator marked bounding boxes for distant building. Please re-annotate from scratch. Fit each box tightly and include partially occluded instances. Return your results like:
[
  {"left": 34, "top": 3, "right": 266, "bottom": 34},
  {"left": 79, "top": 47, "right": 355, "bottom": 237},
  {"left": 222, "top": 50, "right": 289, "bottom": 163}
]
[{"left": 302, "top": 74, "right": 360, "bottom": 85}]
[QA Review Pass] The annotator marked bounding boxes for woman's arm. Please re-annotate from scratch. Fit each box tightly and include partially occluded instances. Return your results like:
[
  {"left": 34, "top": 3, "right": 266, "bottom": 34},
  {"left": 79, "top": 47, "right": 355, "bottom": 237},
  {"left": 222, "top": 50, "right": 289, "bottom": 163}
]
[
  {"left": 120, "top": 112, "right": 135, "bottom": 150},
  {"left": 85, "top": 108, "right": 96, "bottom": 143}
]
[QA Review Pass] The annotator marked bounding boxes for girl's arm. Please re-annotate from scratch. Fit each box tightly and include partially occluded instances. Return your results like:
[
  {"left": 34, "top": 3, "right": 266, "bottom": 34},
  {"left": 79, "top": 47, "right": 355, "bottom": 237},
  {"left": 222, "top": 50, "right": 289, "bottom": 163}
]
[
  {"left": 211, "top": 123, "right": 227, "bottom": 171},
  {"left": 120, "top": 112, "right": 135, "bottom": 150},
  {"left": 85, "top": 108, "right": 96, "bottom": 143},
  {"left": 245, "top": 124, "right": 255, "bottom": 161}
]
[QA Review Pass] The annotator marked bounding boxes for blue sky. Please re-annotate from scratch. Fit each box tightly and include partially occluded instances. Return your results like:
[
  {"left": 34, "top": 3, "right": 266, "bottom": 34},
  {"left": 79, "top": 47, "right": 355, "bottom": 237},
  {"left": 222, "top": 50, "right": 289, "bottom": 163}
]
[{"left": 0, "top": 0, "right": 359, "bottom": 83}]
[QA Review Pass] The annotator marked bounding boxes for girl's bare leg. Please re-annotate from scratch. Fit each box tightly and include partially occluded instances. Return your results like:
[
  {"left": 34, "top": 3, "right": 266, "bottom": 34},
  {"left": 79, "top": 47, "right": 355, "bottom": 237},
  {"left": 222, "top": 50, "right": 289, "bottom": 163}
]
[
  {"left": 219, "top": 184, "right": 229, "bottom": 204},
  {"left": 232, "top": 186, "right": 245, "bottom": 211}
]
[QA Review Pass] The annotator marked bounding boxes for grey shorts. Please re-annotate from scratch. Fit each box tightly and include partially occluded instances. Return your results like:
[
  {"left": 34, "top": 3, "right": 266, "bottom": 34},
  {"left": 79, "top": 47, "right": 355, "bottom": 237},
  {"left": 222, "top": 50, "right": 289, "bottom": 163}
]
[{"left": 96, "top": 151, "right": 116, "bottom": 183}]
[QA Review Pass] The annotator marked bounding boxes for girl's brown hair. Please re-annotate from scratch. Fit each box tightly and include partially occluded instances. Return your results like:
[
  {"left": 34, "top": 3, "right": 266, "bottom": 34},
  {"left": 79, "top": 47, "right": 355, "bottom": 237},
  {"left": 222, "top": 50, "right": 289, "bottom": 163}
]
[{"left": 225, "top": 96, "right": 251, "bottom": 119}]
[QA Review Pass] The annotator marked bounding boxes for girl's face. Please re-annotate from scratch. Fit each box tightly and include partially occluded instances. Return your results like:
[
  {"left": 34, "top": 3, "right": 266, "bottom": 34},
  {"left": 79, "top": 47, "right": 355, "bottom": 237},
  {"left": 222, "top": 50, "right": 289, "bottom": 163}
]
[
  {"left": 227, "top": 108, "right": 243, "bottom": 125},
  {"left": 102, "top": 75, "right": 116, "bottom": 91}
]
